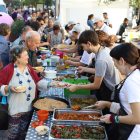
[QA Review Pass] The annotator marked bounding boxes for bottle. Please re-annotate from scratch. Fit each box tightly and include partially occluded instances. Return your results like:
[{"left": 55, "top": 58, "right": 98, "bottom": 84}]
[{"left": 51, "top": 48, "right": 56, "bottom": 55}]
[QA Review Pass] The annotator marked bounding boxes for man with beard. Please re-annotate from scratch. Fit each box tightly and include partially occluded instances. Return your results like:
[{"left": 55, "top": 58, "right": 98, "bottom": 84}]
[{"left": 67, "top": 30, "right": 120, "bottom": 102}]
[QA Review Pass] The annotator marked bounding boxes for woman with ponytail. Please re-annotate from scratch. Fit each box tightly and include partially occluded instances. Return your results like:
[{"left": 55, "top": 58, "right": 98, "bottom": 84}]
[
  {"left": 87, "top": 14, "right": 96, "bottom": 31},
  {"left": 93, "top": 43, "right": 140, "bottom": 140}
]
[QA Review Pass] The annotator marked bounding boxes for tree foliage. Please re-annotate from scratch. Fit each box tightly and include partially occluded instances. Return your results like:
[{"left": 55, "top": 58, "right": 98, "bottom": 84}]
[{"left": 129, "top": 0, "right": 140, "bottom": 8}]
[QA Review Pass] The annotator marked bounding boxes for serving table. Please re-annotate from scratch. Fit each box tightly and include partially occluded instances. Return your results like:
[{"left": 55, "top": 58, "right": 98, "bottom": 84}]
[{"left": 25, "top": 65, "right": 75, "bottom": 140}]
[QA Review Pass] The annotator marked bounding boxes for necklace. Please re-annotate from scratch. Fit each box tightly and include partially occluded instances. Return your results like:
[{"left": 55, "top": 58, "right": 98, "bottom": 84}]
[{"left": 14, "top": 65, "right": 32, "bottom": 101}]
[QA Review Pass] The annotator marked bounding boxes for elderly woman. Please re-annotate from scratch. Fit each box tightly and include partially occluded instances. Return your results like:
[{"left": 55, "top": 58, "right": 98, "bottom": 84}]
[
  {"left": 0, "top": 46, "right": 55, "bottom": 139},
  {"left": 0, "top": 23, "right": 11, "bottom": 70},
  {"left": 47, "top": 25, "right": 62, "bottom": 48}
]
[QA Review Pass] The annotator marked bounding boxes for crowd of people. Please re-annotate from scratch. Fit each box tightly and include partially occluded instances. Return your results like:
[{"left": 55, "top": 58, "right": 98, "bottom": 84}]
[{"left": 0, "top": 7, "right": 140, "bottom": 140}]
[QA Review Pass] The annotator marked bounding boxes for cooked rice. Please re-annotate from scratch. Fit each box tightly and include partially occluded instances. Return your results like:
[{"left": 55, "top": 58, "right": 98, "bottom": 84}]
[{"left": 33, "top": 98, "right": 68, "bottom": 111}]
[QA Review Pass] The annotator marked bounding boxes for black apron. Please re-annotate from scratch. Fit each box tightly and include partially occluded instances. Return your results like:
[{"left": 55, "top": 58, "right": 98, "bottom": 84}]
[{"left": 113, "top": 71, "right": 136, "bottom": 140}]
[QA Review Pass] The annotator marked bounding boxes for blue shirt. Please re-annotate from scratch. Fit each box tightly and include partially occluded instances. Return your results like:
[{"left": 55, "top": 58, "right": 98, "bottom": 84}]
[
  {"left": 0, "top": 35, "right": 10, "bottom": 67},
  {"left": 87, "top": 20, "right": 94, "bottom": 31}
]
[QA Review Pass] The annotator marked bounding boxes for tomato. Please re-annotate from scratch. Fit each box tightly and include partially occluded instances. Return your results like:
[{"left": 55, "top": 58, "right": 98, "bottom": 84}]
[
  {"left": 52, "top": 129, "right": 57, "bottom": 134},
  {"left": 69, "top": 129, "right": 72, "bottom": 131},
  {"left": 55, "top": 133, "right": 60, "bottom": 138},
  {"left": 80, "top": 127, "right": 85, "bottom": 129},
  {"left": 31, "top": 120, "right": 43, "bottom": 128},
  {"left": 41, "top": 57, "right": 45, "bottom": 60},
  {"left": 74, "top": 128, "right": 80, "bottom": 131},
  {"left": 73, "top": 125, "right": 78, "bottom": 128},
  {"left": 61, "top": 125, "right": 66, "bottom": 129}
]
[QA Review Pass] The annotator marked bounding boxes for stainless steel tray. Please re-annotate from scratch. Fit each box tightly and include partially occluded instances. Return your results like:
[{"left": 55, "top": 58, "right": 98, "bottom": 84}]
[
  {"left": 56, "top": 74, "right": 88, "bottom": 79},
  {"left": 48, "top": 121, "right": 108, "bottom": 140},
  {"left": 52, "top": 108, "right": 104, "bottom": 124},
  {"left": 69, "top": 94, "right": 98, "bottom": 108}
]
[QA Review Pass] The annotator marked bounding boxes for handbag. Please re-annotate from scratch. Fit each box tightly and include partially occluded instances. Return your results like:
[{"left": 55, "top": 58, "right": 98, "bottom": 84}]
[{"left": 0, "top": 94, "right": 9, "bottom": 130}]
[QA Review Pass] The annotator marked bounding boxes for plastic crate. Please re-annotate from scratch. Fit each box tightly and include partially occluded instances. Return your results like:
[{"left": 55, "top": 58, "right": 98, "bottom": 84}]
[{"left": 62, "top": 79, "right": 90, "bottom": 98}]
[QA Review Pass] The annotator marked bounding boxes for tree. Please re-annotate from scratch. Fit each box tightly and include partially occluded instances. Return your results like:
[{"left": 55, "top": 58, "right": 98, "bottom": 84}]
[
  {"left": 129, "top": 0, "right": 140, "bottom": 8},
  {"left": 45, "top": 0, "right": 54, "bottom": 7},
  {"left": 23, "top": 0, "right": 45, "bottom": 7}
]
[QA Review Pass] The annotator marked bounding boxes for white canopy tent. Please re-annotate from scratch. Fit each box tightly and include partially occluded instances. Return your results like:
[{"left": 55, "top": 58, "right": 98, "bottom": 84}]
[
  {"left": 59, "top": 0, "right": 129, "bottom": 34},
  {"left": 0, "top": 0, "right": 6, "bottom": 7}
]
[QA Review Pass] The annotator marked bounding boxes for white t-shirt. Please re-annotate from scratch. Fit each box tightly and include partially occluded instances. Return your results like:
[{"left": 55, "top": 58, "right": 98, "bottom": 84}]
[
  {"left": 65, "top": 38, "right": 72, "bottom": 45},
  {"left": 80, "top": 51, "right": 95, "bottom": 65},
  {"left": 104, "top": 18, "right": 112, "bottom": 26},
  {"left": 132, "top": 19, "right": 137, "bottom": 28},
  {"left": 120, "top": 69, "right": 140, "bottom": 140},
  {"left": 100, "top": 23, "right": 113, "bottom": 35}
]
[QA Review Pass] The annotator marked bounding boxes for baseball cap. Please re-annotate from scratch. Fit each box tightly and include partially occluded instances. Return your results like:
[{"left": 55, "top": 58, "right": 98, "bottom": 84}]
[
  {"left": 68, "top": 20, "right": 76, "bottom": 27},
  {"left": 68, "top": 31, "right": 73, "bottom": 37},
  {"left": 84, "top": 25, "right": 90, "bottom": 30},
  {"left": 93, "top": 16, "right": 104, "bottom": 24},
  {"left": 72, "top": 24, "right": 85, "bottom": 33}
]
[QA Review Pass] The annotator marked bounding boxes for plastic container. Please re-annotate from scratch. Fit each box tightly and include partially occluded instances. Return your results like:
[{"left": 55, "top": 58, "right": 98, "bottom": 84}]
[
  {"left": 62, "top": 79, "right": 90, "bottom": 98},
  {"left": 37, "top": 110, "right": 49, "bottom": 122},
  {"left": 56, "top": 51, "right": 63, "bottom": 58}
]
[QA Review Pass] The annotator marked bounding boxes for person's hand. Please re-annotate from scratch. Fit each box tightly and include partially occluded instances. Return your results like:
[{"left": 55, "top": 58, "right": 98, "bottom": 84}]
[
  {"left": 53, "top": 47, "right": 60, "bottom": 51},
  {"left": 41, "top": 55, "right": 47, "bottom": 59},
  {"left": 40, "top": 72, "right": 45, "bottom": 77},
  {"left": 75, "top": 56, "right": 82, "bottom": 59},
  {"left": 50, "top": 81, "right": 59, "bottom": 87},
  {"left": 45, "top": 42, "right": 49, "bottom": 46},
  {"left": 67, "top": 84, "right": 77, "bottom": 92},
  {"left": 33, "top": 67, "right": 40, "bottom": 74},
  {"left": 92, "top": 101, "right": 107, "bottom": 110},
  {"left": 76, "top": 66, "right": 85, "bottom": 74},
  {"left": 64, "top": 60, "right": 71, "bottom": 65},
  {"left": 100, "top": 114, "right": 112, "bottom": 124},
  {"left": 10, "top": 86, "right": 19, "bottom": 93}
]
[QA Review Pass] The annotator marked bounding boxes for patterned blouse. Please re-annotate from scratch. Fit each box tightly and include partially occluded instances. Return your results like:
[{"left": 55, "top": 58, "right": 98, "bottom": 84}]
[{"left": 49, "top": 31, "right": 62, "bottom": 47}]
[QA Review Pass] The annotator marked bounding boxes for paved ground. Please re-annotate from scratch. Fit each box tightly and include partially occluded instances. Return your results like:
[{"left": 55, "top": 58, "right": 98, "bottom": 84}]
[{"left": 0, "top": 130, "right": 7, "bottom": 140}]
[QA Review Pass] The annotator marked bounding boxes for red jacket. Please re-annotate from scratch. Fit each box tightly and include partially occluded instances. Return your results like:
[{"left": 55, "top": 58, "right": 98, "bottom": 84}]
[{"left": 0, "top": 63, "right": 42, "bottom": 98}]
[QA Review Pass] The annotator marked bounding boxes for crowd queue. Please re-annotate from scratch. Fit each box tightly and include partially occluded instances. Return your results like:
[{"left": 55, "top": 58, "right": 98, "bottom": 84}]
[{"left": 0, "top": 6, "right": 140, "bottom": 140}]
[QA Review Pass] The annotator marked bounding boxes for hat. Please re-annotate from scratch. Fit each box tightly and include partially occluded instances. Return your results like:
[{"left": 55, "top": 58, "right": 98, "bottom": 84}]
[
  {"left": 93, "top": 16, "right": 103, "bottom": 24},
  {"left": 84, "top": 25, "right": 90, "bottom": 30},
  {"left": 72, "top": 24, "right": 85, "bottom": 33},
  {"left": 54, "top": 20, "right": 61, "bottom": 27},
  {"left": 68, "top": 31, "right": 73, "bottom": 37},
  {"left": 68, "top": 20, "right": 76, "bottom": 27}
]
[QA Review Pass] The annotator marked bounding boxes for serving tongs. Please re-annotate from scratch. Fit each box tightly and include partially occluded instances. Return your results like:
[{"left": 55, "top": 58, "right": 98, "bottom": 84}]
[
  {"left": 84, "top": 105, "right": 95, "bottom": 109},
  {"left": 89, "top": 115, "right": 101, "bottom": 120},
  {"left": 72, "top": 73, "right": 79, "bottom": 84}
]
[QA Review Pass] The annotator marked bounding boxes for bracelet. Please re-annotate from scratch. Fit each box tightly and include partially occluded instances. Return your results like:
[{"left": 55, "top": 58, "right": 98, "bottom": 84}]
[
  {"left": 48, "top": 82, "right": 50, "bottom": 87},
  {"left": 115, "top": 116, "right": 120, "bottom": 123},
  {"left": 8, "top": 85, "right": 13, "bottom": 94},
  {"left": 110, "top": 114, "right": 115, "bottom": 123}
]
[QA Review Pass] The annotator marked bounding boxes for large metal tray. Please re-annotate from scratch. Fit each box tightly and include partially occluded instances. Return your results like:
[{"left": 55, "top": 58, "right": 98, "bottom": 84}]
[
  {"left": 52, "top": 108, "right": 104, "bottom": 124},
  {"left": 69, "top": 94, "right": 98, "bottom": 108},
  {"left": 48, "top": 121, "right": 108, "bottom": 140}
]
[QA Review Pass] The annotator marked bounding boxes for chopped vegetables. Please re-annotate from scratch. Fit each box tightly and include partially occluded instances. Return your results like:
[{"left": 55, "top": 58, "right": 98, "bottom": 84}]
[
  {"left": 50, "top": 124, "right": 106, "bottom": 139},
  {"left": 31, "top": 120, "right": 43, "bottom": 128},
  {"left": 70, "top": 98, "right": 97, "bottom": 108}
]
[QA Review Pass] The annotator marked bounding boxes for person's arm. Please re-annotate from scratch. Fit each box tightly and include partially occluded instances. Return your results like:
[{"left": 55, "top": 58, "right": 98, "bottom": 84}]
[
  {"left": 54, "top": 43, "right": 78, "bottom": 53},
  {"left": 73, "top": 51, "right": 78, "bottom": 58},
  {"left": 88, "top": 20, "right": 95, "bottom": 30},
  {"left": 67, "top": 76, "right": 103, "bottom": 92},
  {"left": 60, "top": 28, "right": 65, "bottom": 40},
  {"left": 47, "top": 34, "right": 52, "bottom": 48},
  {"left": 39, "top": 42, "right": 49, "bottom": 47},
  {"left": 127, "top": 26, "right": 131, "bottom": 30},
  {"left": 61, "top": 35, "right": 63, "bottom": 44},
  {"left": 109, "top": 24, "right": 112, "bottom": 28},
  {"left": 68, "top": 57, "right": 80, "bottom": 62},
  {"left": 77, "top": 66, "right": 95, "bottom": 75},
  {"left": 65, "top": 60, "right": 86, "bottom": 67}
]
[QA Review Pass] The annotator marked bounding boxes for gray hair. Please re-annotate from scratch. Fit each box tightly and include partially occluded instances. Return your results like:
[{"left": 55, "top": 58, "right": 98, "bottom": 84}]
[
  {"left": 10, "top": 45, "right": 28, "bottom": 63},
  {"left": 54, "top": 20, "right": 61, "bottom": 27},
  {"left": 21, "top": 26, "right": 32, "bottom": 34},
  {"left": 25, "top": 31, "right": 40, "bottom": 41}
]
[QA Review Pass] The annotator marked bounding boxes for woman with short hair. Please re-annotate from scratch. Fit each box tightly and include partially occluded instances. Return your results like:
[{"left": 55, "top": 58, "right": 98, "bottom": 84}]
[
  {"left": 0, "top": 23, "right": 11, "bottom": 70},
  {"left": 47, "top": 24, "right": 62, "bottom": 48},
  {"left": 0, "top": 45, "right": 55, "bottom": 139}
]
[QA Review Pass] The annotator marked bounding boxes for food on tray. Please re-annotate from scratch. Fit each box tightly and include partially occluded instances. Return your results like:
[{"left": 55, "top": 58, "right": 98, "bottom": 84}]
[
  {"left": 33, "top": 98, "right": 68, "bottom": 111},
  {"left": 71, "top": 106, "right": 81, "bottom": 111},
  {"left": 31, "top": 120, "right": 43, "bottom": 128},
  {"left": 70, "top": 98, "right": 97, "bottom": 108},
  {"left": 55, "top": 113, "right": 101, "bottom": 121},
  {"left": 35, "top": 126, "right": 49, "bottom": 135},
  {"left": 50, "top": 124, "right": 106, "bottom": 139},
  {"left": 54, "top": 74, "right": 77, "bottom": 81},
  {"left": 56, "top": 63, "right": 65, "bottom": 71},
  {"left": 52, "top": 82, "right": 70, "bottom": 88}
]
